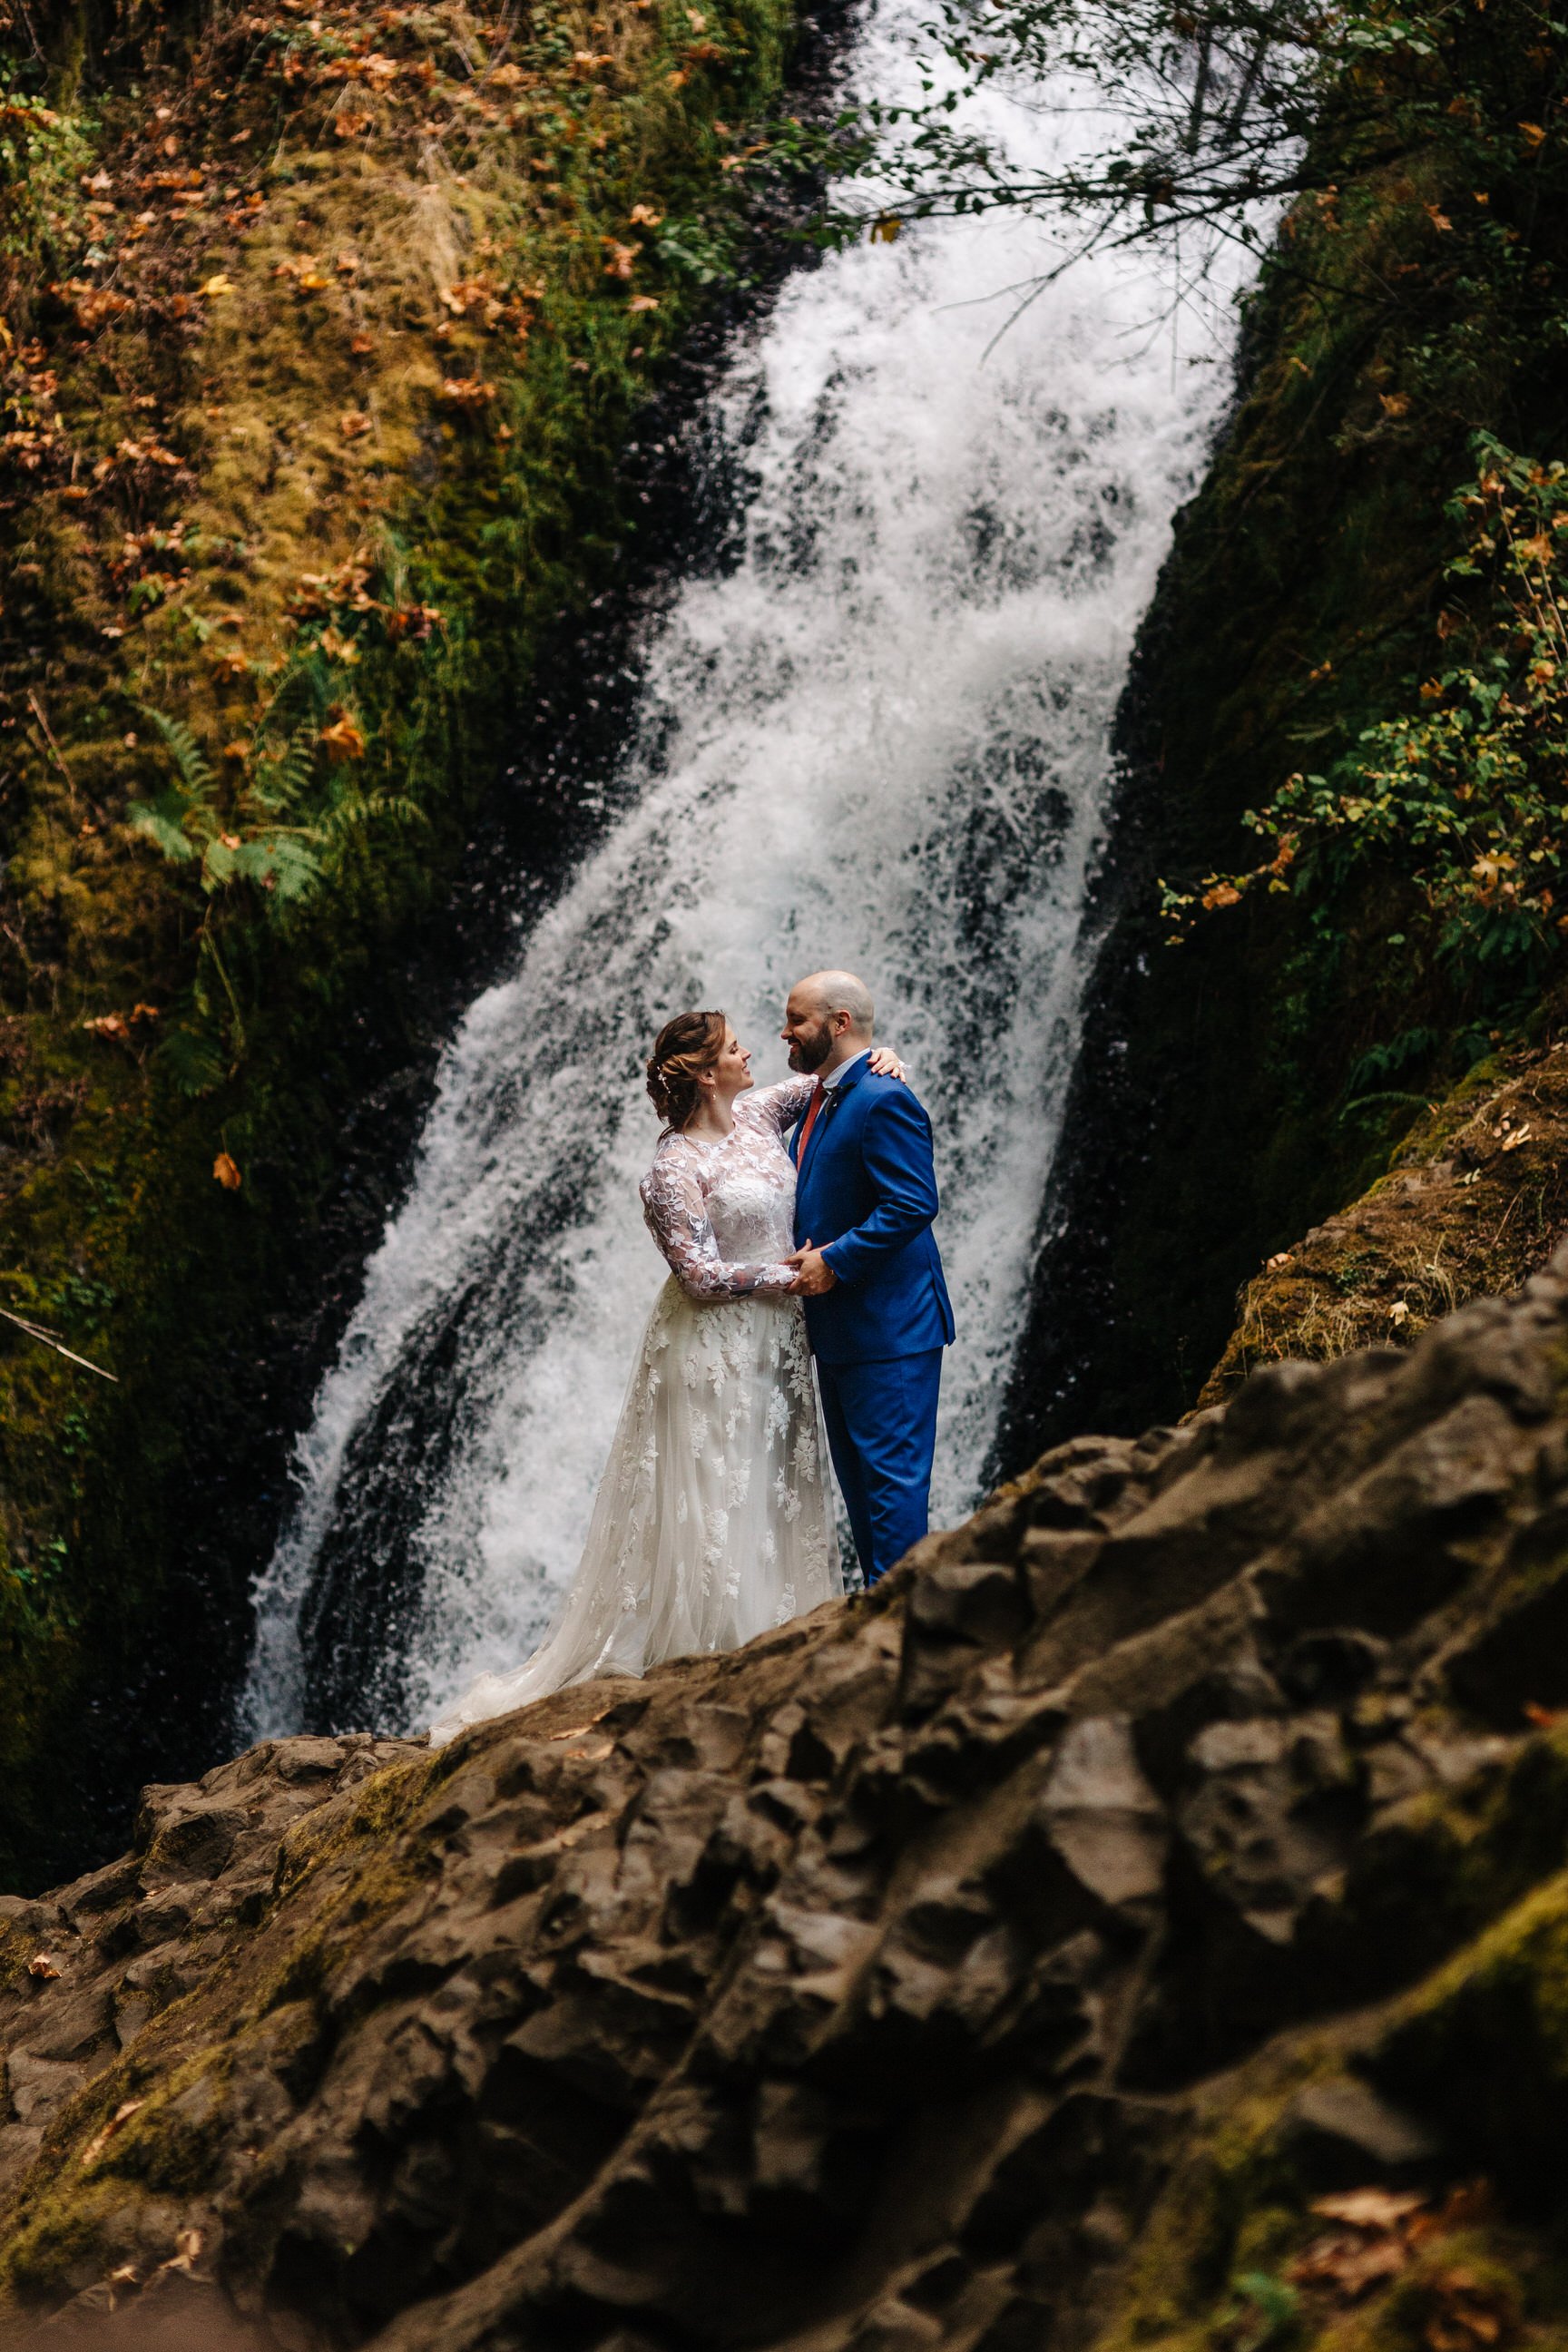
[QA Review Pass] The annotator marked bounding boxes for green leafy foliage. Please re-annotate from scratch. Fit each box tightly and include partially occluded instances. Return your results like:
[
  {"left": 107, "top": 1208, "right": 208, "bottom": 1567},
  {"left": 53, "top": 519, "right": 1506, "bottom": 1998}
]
[
  {"left": 1167, "top": 438, "right": 1568, "bottom": 997},
  {"left": 128, "top": 686, "right": 425, "bottom": 922},
  {"left": 1227, "top": 2269, "right": 1301, "bottom": 2352},
  {"left": 0, "top": 79, "right": 91, "bottom": 291}
]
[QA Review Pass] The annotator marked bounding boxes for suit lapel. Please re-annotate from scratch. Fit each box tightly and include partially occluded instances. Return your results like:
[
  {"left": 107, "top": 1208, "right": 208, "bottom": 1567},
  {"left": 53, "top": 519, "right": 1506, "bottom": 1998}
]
[{"left": 799, "top": 1054, "right": 867, "bottom": 1181}]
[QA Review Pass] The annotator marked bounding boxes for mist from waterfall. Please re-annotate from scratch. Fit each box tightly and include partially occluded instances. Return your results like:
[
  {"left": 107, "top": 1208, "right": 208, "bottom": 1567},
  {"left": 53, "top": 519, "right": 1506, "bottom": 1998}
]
[{"left": 241, "top": 22, "right": 1247, "bottom": 1740}]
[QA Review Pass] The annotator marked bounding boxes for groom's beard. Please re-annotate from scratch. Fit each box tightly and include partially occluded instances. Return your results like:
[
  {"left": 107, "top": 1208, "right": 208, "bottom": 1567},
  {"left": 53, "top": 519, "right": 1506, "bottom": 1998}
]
[{"left": 788, "top": 1030, "right": 833, "bottom": 1073}]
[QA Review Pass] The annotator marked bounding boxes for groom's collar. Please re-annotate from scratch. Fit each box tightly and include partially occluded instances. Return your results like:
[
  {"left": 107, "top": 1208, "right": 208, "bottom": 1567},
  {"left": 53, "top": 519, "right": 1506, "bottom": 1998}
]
[{"left": 822, "top": 1047, "right": 871, "bottom": 1093}]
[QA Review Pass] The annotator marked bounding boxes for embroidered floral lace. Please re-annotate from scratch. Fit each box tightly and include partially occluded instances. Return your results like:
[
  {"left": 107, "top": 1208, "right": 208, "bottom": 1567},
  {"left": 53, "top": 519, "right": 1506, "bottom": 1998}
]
[
  {"left": 638, "top": 1077, "right": 815, "bottom": 1298},
  {"left": 428, "top": 1077, "right": 841, "bottom": 1742}
]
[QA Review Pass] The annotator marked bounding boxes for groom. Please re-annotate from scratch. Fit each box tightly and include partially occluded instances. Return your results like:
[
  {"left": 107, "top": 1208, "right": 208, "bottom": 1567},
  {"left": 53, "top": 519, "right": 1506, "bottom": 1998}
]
[{"left": 782, "top": 972, "right": 955, "bottom": 1586}]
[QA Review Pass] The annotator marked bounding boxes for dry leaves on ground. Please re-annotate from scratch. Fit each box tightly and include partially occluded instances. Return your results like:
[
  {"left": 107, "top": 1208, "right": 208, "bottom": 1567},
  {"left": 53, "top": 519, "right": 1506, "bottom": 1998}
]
[
  {"left": 436, "top": 377, "right": 497, "bottom": 411},
  {"left": 1286, "top": 2185, "right": 1514, "bottom": 2352}
]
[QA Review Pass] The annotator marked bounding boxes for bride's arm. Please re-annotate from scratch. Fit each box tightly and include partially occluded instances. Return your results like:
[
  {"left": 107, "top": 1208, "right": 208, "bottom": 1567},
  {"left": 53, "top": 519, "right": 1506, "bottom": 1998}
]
[
  {"left": 750, "top": 1075, "right": 816, "bottom": 1132},
  {"left": 640, "top": 1149, "right": 797, "bottom": 1300},
  {"left": 750, "top": 1051, "right": 908, "bottom": 1135}
]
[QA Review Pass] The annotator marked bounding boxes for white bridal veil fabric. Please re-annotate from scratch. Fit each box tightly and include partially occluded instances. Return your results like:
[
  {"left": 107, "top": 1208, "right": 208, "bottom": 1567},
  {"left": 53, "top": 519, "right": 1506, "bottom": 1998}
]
[{"left": 427, "top": 1078, "right": 843, "bottom": 1743}]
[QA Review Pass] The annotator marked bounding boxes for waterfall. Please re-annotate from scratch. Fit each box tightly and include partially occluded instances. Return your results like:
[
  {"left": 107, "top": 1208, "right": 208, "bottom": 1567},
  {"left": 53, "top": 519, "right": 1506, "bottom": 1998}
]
[{"left": 241, "top": 27, "right": 1244, "bottom": 1740}]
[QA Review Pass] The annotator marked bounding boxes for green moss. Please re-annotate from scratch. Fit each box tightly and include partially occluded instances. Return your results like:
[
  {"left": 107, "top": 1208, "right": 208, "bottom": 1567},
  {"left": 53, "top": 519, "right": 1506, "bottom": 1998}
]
[
  {"left": 1017, "top": 2, "right": 1568, "bottom": 1445},
  {"left": 1097, "top": 1853, "right": 1568, "bottom": 2352},
  {"left": 0, "top": 0, "right": 805, "bottom": 1886}
]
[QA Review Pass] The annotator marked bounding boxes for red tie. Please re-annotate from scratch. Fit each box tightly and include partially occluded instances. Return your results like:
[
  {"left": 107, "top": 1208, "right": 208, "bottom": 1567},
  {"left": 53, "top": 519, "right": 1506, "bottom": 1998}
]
[{"left": 797, "top": 1078, "right": 826, "bottom": 1162}]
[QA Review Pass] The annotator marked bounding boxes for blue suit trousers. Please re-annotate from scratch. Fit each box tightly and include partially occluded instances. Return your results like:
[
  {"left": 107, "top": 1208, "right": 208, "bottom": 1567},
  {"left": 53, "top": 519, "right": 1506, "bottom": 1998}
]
[{"left": 816, "top": 1348, "right": 943, "bottom": 1586}]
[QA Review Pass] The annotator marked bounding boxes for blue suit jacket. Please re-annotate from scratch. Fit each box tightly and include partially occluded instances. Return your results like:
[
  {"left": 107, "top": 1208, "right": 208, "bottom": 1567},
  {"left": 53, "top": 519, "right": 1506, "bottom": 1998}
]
[{"left": 790, "top": 1058, "right": 956, "bottom": 1366}]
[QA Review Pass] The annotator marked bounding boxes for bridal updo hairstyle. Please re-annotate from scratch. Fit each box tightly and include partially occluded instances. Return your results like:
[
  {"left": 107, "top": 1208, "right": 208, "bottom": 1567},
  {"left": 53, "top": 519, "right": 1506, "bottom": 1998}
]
[{"left": 647, "top": 1008, "right": 726, "bottom": 1130}]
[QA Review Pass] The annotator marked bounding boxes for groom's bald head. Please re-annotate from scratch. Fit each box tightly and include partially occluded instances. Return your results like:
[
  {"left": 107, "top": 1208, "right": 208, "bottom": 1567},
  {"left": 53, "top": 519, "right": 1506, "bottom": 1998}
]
[
  {"left": 782, "top": 970, "right": 875, "bottom": 1074},
  {"left": 799, "top": 971, "right": 874, "bottom": 1034}
]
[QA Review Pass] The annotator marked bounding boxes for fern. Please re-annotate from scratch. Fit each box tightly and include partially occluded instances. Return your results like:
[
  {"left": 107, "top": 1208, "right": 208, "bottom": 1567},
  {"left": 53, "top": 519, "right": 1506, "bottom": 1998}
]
[
  {"left": 131, "top": 662, "right": 434, "bottom": 1081},
  {"left": 250, "top": 723, "right": 318, "bottom": 816},
  {"left": 141, "top": 707, "right": 216, "bottom": 801},
  {"left": 126, "top": 789, "right": 199, "bottom": 863},
  {"left": 156, "top": 1019, "right": 227, "bottom": 1100},
  {"left": 238, "top": 832, "right": 323, "bottom": 903},
  {"left": 317, "top": 791, "right": 426, "bottom": 843}
]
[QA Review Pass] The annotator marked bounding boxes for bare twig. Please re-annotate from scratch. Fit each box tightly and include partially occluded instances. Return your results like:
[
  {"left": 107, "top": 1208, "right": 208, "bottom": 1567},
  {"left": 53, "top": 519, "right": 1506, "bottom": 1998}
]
[
  {"left": 26, "top": 692, "right": 108, "bottom": 826},
  {"left": 0, "top": 1305, "right": 119, "bottom": 1382}
]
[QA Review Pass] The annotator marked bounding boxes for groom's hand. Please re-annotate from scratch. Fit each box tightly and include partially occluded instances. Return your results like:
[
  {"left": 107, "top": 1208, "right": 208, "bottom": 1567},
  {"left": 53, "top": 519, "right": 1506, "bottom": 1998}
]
[{"left": 785, "top": 1243, "right": 838, "bottom": 1296}]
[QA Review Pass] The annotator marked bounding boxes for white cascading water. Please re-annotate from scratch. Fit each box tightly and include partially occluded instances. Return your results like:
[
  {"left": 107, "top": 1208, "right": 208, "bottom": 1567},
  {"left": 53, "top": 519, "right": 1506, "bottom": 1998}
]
[{"left": 242, "top": 19, "right": 1246, "bottom": 1740}]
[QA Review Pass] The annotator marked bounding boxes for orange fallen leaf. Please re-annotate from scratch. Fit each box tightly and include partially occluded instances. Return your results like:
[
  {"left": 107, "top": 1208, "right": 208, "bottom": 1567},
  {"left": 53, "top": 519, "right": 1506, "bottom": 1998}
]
[
  {"left": 1289, "top": 2230, "right": 1409, "bottom": 2298},
  {"left": 213, "top": 1151, "right": 241, "bottom": 1191},
  {"left": 436, "top": 377, "right": 497, "bottom": 411},
  {"left": 339, "top": 408, "right": 372, "bottom": 440},
  {"left": 28, "top": 1953, "right": 61, "bottom": 1979},
  {"left": 1421, "top": 2267, "right": 1519, "bottom": 2352},
  {"left": 319, "top": 712, "right": 367, "bottom": 760}
]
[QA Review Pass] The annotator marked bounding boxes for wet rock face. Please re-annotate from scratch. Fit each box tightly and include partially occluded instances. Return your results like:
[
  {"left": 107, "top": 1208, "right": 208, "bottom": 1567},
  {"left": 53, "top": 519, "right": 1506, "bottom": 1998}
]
[{"left": 9, "top": 1261, "right": 1568, "bottom": 2349}]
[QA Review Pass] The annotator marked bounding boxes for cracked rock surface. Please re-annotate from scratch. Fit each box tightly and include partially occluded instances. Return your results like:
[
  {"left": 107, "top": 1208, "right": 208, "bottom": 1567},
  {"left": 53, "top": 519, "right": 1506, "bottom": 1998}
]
[{"left": 9, "top": 1256, "right": 1568, "bottom": 2347}]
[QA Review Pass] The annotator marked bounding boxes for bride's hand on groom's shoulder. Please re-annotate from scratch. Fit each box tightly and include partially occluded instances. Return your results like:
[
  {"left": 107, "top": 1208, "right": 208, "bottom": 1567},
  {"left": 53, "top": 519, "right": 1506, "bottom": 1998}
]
[{"left": 868, "top": 1047, "right": 906, "bottom": 1082}]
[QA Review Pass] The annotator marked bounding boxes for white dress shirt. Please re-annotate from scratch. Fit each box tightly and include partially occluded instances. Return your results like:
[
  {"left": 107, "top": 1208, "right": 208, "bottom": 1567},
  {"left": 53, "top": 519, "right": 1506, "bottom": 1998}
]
[{"left": 822, "top": 1047, "right": 870, "bottom": 1092}]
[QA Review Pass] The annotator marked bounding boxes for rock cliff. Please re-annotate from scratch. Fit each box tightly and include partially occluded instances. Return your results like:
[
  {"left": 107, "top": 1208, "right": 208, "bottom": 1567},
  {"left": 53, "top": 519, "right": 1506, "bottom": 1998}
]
[
  {"left": 1002, "top": 0, "right": 1568, "bottom": 1457},
  {"left": 7, "top": 1250, "right": 1568, "bottom": 2348}
]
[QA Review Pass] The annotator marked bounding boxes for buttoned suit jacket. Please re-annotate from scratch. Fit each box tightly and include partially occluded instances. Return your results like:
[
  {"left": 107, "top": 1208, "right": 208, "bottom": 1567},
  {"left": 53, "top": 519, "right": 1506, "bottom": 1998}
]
[{"left": 789, "top": 1057, "right": 955, "bottom": 1367}]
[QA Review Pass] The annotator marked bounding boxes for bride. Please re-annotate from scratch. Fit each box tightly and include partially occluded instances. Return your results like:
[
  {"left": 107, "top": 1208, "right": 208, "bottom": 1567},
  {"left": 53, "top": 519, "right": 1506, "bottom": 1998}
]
[{"left": 428, "top": 1009, "right": 904, "bottom": 1743}]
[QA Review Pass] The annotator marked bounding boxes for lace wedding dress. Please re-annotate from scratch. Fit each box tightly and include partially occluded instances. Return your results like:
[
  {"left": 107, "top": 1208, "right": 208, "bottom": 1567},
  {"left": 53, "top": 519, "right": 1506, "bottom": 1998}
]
[{"left": 428, "top": 1077, "right": 842, "bottom": 1742}]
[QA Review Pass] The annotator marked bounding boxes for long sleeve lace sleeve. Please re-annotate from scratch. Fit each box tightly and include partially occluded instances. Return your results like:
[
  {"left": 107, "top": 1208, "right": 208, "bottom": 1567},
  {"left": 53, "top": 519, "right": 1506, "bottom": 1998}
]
[
  {"left": 750, "top": 1075, "right": 816, "bottom": 1134},
  {"left": 640, "top": 1145, "right": 796, "bottom": 1300}
]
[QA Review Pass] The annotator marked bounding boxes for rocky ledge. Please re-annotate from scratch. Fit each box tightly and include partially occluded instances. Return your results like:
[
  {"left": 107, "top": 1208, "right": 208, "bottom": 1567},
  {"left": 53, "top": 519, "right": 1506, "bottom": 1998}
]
[{"left": 8, "top": 1259, "right": 1568, "bottom": 2350}]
